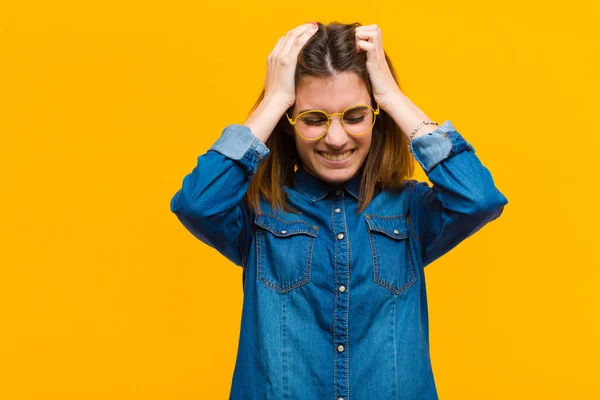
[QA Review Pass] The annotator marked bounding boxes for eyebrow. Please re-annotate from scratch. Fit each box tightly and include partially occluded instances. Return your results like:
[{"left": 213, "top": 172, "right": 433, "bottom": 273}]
[
  {"left": 297, "top": 108, "right": 325, "bottom": 114},
  {"left": 297, "top": 103, "right": 369, "bottom": 114}
]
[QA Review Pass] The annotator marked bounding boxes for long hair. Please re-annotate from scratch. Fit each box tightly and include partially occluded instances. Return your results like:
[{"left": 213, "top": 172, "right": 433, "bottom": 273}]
[{"left": 245, "top": 22, "right": 414, "bottom": 214}]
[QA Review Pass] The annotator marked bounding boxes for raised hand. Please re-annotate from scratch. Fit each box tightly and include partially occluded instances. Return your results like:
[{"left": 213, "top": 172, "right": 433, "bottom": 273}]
[
  {"left": 355, "top": 24, "right": 401, "bottom": 112},
  {"left": 264, "top": 22, "right": 319, "bottom": 108},
  {"left": 245, "top": 22, "right": 319, "bottom": 142}
]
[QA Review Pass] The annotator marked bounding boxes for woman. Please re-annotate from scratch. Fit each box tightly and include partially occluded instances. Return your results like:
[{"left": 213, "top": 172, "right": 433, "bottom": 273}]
[{"left": 170, "top": 21, "right": 507, "bottom": 400}]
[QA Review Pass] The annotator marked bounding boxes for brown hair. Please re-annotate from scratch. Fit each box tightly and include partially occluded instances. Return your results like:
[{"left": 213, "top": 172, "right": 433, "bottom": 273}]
[{"left": 245, "top": 22, "right": 414, "bottom": 214}]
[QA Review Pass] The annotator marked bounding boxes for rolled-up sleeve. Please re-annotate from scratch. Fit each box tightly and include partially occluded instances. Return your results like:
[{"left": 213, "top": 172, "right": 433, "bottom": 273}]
[
  {"left": 209, "top": 124, "right": 270, "bottom": 175},
  {"left": 170, "top": 124, "right": 269, "bottom": 266}
]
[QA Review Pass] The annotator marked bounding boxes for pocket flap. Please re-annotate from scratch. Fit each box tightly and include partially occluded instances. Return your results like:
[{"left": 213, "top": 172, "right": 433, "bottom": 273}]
[
  {"left": 254, "top": 213, "right": 319, "bottom": 238},
  {"left": 365, "top": 214, "right": 409, "bottom": 239}
]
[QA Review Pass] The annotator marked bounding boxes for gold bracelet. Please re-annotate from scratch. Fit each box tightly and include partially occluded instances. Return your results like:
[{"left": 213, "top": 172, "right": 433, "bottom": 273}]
[{"left": 408, "top": 121, "right": 438, "bottom": 141}]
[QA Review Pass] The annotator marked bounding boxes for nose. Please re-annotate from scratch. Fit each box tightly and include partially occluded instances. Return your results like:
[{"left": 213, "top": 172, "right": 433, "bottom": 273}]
[{"left": 323, "top": 116, "right": 349, "bottom": 148}]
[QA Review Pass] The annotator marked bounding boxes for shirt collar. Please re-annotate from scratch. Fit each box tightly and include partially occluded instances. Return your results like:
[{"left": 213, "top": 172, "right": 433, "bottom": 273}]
[{"left": 292, "top": 166, "right": 363, "bottom": 203}]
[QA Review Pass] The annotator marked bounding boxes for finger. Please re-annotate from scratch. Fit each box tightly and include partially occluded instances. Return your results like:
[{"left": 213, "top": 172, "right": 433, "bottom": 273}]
[
  {"left": 277, "top": 24, "right": 310, "bottom": 54},
  {"left": 355, "top": 24, "right": 380, "bottom": 33},
  {"left": 268, "top": 36, "right": 285, "bottom": 62},
  {"left": 270, "top": 23, "right": 309, "bottom": 62},
  {"left": 292, "top": 21, "right": 316, "bottom": 31},
  {"left": 288, "top": 23, "right": 319, "bottom": 57},
  {"left": 355, "top": 32, "right": 374, "bottom": 52},
  {"left": 280, "top": 23, "right": 315, "bottom": 57},
  {"left": 355, "top": 29, "right": 382, "bottom": 52},
  {"left": 284, "top": 23, "right": 314, "bottom": 46},
  {"left": 355, "top": 31, "right": 373, "bottom": 42},
  {"left": 356, "top": 40, "right": 375, "bottom": 53},
  {"left": 356, "top": 24, "right": 381, "bottom": 35},
  {"left": 355, "top": 28, "right": 381, "bottom": 42}
]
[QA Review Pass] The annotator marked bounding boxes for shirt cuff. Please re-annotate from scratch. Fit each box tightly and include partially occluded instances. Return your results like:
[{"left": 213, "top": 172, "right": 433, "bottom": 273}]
[
  {"left": 408, "top": 120, "right": 475, "bottom": 173},
  {"left": 208, "top": 124, "right": 270, "bottom": 175}
]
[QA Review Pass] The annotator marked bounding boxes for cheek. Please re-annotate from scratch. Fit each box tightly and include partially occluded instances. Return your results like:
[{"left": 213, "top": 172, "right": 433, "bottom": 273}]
[
  {"left": 356, "top": 134, "right": 373, "bottom": 153},
  {"left": 293, "top": 138, "right": 314, "bottom": 163}
]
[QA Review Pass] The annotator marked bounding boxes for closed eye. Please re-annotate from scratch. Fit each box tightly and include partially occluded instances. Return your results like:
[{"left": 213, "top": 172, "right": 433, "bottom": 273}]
[
  {"left": 344, "top": 116, "right": 365, "bottom": 124},
  {"left": 302, "top": 118, "right": 328, "bottom": 126}
]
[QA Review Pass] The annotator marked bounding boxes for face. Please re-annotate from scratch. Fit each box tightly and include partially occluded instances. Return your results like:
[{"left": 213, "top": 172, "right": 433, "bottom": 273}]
[{"left": 291, "top": 72, "right": 373, "bottom": 185}]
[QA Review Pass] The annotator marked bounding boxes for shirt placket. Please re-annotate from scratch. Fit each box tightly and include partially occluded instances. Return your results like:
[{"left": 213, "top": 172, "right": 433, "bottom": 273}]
[{"left": 331, "top": 188, "right": 349, "bottom": 400}]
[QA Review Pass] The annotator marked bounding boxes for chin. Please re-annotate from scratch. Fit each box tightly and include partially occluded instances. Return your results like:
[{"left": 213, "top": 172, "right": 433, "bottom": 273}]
[{"left": 316, "top": 167, "right": 357, "bottom": 185}]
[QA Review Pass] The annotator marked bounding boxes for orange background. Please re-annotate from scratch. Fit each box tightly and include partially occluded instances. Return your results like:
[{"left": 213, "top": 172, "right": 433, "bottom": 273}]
[{"left": 1, "top": 1, "right": 599, "bottom": 398}]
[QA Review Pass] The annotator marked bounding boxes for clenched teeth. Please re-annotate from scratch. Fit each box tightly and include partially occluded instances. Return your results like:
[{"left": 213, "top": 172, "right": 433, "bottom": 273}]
[{"left": 320, "top": 150, "right": 353, "bottom": 161}]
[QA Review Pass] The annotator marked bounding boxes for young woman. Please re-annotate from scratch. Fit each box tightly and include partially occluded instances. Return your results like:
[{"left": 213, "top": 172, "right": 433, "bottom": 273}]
[{"left": 170, "top": 21, "right": 507, "bottom": 400}]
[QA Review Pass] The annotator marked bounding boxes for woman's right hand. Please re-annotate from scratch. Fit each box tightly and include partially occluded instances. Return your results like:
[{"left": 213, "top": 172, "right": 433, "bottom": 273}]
[
  {"left": 263, "top": 22, "right": 319, "bottom": 108},
  {"left": 244, "top": 22, "right": 319, "bottom": 143}
]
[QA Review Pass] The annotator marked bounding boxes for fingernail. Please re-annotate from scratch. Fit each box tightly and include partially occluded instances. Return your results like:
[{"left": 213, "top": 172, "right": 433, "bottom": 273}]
[{"left": 311, "top": 22, "right": 318, "bottom": 28}]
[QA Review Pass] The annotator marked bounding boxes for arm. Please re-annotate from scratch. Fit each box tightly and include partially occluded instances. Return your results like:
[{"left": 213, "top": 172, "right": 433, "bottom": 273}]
[
  {"left": 407, "top": 120, "right": 508, "bottom": 267},
  {"left": 170, "top": 23, "right": 319, "bottom": 266},
  {"left": 169, "top": 125, "right": 269, "bottom": 266},
  {"left": 351, "top": 25, "right": 508, "bottom": 266},
  {"left": 369, "top": 85, "right": 507, "bottom": 266}
]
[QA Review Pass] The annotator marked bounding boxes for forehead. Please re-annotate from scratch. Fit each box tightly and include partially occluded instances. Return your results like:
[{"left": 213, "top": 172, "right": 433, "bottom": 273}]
[{"left": 295, "top": 72, "right": 370, "bottom": 112}]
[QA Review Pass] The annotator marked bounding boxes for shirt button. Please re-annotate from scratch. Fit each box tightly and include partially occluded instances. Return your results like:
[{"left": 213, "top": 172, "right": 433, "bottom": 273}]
[
  {"left": 335, "top": 189, "right": 342, "bottom": 196},
  {"left": 334, "top": 208, "right": 341, "bottom": 213},
  {"left": 338, "top": 285, "right": 346, "bottom": 293},
  {"left": 337, "top": 345, "right": 344, "bottom": 352},
  {"left": 337, "top": 233, "right": 344, "bottom": 240},
  {"left": 337, "top": 397, "right": 344, "bottom": 400},
  {"left": 393, "top": 229, "right": 400, "bottom": 235},
  {"left": 281, "top": 230, "right": 287, "bottom": 234}
]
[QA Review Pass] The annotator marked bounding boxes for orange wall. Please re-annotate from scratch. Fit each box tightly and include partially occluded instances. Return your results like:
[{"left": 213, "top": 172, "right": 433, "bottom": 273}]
[{"left": 1, "top": 1, "right": 599, "bottom": 398}]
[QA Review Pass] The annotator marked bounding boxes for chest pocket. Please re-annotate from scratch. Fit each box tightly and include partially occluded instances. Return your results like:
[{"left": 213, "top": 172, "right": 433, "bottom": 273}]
[
  {"left": 365, "top": 214, "right": 417, "bottom": 295},
  {"left": 253, "top": 213, "right": 319, "bottom": 294}
]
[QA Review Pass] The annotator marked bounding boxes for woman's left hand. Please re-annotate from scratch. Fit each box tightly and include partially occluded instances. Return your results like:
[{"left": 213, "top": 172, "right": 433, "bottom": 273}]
[{"left": 355, "top": 24, "right": 401, "bottom": 111}]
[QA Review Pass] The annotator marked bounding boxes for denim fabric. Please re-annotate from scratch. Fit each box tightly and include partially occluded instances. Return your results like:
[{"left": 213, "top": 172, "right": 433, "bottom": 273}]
[{"left": 170, "top": 121, "right": 508, "bottom": 400}]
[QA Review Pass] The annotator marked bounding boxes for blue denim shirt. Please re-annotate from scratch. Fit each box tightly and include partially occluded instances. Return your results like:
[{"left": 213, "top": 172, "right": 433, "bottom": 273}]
[{"left": 170, "top": 120, "right": 508, "bottom": 400}]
